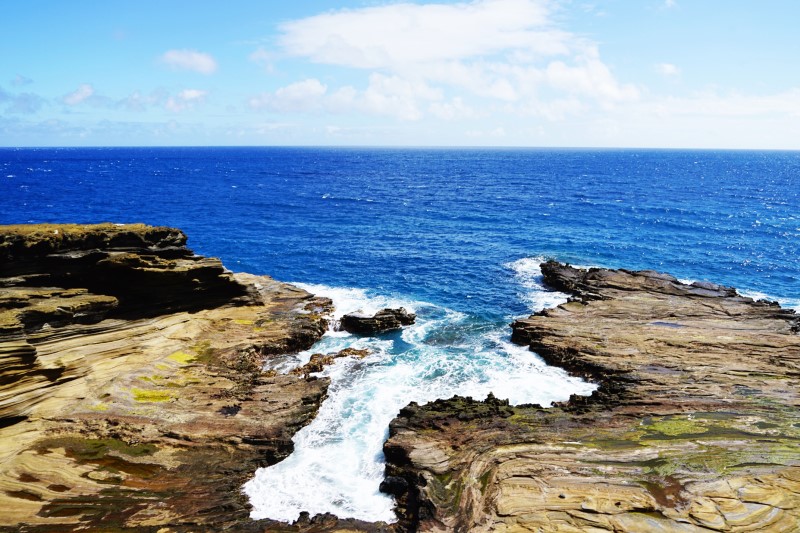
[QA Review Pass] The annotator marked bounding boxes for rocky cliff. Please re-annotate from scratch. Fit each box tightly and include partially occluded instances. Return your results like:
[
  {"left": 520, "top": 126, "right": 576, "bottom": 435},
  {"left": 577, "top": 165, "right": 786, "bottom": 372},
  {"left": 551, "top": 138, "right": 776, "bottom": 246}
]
[
  {"left": 383, "top": 261, "right": 800, "bottom": 532},
  {"left": 0, "top": 224, "right": 379, "bottom": 532}
]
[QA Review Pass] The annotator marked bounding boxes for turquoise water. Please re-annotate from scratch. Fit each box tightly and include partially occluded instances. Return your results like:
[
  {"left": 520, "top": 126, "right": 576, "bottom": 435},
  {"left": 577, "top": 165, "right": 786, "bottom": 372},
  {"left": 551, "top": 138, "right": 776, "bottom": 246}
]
[{"left": 2, "top": 147, "right": 799, "bottom": 521}]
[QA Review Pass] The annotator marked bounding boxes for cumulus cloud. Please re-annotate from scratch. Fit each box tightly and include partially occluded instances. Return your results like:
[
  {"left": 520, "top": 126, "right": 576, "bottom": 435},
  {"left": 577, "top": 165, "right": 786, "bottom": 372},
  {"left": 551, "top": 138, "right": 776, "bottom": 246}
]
[
  {"left": 258, "top": 0, "right": 638, "bottom": 121},
  {"left": 429, "top": 97, "right": 477, "bottom": 120},
  {"left": 249, "top": 47, "right": 275, "bottom": 73},
  {"left": 0, "top": 86, "right": 46, "bottom": 114},
  {"left": 249, "top": 79, "right": 328, "bottom": 112},
  {"left": 119, "top": 89, "right": 165, "bottom": 112},
  {"left": 361, "top": 74, "right": 443, "bottom": 120},
  {"left": 278, "top": 0, "right": 554, "bottom": 68},
  {"left": 250, "top": 75, "right": 447, "bottom": 121},
  {"left": 546, "top": 49, "right": 640, "bottom": 102},
  {"left": 656, "top": 63, "right": 680, "bottom": 76},
  {"left": 165, "top": 89, "right": 208, "bottom": 112},
  {"left": 160, "top": 49, "right": 218, "bottom": 74},
  {"left": 63, "top": 83, "right": 95, "bottom": 105}
]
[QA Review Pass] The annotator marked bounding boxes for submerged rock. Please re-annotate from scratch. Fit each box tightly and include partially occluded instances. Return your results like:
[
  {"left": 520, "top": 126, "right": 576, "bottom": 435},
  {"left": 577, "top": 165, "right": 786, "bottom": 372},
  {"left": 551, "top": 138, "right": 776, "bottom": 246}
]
[
  {"left": 340, "top": 307, "right": 416, "bottom": 335},
  {"left": 384, "top": 261, "right": 800, "bottom": 532}
]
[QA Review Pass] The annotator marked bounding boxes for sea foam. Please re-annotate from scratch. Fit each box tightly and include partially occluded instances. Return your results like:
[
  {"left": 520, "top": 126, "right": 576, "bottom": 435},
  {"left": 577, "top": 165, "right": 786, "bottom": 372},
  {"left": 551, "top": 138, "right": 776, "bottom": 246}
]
[{"left": 243, "top": 268, "right": 596, "bottom": 523}]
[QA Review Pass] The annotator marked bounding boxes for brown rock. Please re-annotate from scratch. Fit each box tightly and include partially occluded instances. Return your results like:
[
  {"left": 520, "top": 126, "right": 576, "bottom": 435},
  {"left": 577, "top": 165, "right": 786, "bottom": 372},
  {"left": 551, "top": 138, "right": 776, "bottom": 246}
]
[
  {"left": 383, "top": 262, "right": 800, "bottom": 532},
  {"left": 0, "top": 224, "right": 338, "bottom": 531},
  {"left": 291, "top": 348, "right": 371, "bottom": 377},
  {"left": 0, "top": 222, "right": 256, "bottom": 320}
]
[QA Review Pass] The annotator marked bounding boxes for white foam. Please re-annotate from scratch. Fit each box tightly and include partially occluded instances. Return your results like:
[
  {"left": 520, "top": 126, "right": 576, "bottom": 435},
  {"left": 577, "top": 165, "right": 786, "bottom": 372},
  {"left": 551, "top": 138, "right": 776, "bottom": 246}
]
[
  {"left": 505, "top": 256, "right": 570, "bottom": 312},
  {"left": 244, "top": 279, "right": 597, "bottom": 524},
  {"left": 294, "top": 283, "right": 418, "bottom": 323},
  {"left": 677, "top": 281, "right": 799, "bottom": 313},
  {"left": 739, "top": 289, "right": 800, "bottom": 312}
]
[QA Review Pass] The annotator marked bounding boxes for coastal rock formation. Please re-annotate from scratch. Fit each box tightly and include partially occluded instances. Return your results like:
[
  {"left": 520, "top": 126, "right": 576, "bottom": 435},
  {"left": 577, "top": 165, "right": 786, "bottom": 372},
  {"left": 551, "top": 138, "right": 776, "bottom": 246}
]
[
  {"left": 383, "top": 261, "right": 800, "bottom": 532},
  {"left": 7, "top": 224, "right": 800, "bottom": 532},
  {"left": 0, "top": 224, "right": 346, "bottom": 531},
  {"left": 340, "top": 308, "right": 416, "bottom": 335},
  {"left": 290, "top": 348, "right": 371, "bottom": 378}
]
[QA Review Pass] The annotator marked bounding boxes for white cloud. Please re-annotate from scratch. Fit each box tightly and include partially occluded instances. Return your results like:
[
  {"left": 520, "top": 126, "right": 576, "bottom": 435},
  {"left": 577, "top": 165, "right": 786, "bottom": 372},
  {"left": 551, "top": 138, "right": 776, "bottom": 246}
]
[
  {"left": 249, "top": 79, "right": 328, "bottom": 112},
  {"left": 545, "top": 47, "right": 640, "bottom": 103},
  {"left": 279, "top": 0, "right": 555, "bottom": 69},
  {"left": 266, "top": 0, "right": 637, "bottom": 122},
  {"left": 663, "top": 0, "right": 677, "bottom": 8},
  {"left": 165, "top": 89, "right": 208, "bottom": 112},
  {"left": 643, "top": 89, "right": 800, "bottom": 118},
  {"left": 63, "top": 83, "right": 95, "bottom": 105},
  {"left": 249, "top": 47, "right": 275, "bottom": 73},
  {"left": 656, "top": 62, "right": 680, "bottom": 76},
  {"left": 465, "top": 126, "right": 507, "bottom": 138},
  {"left": 362, "top": 74, "right": 443, "bottom": 120},
  {"left": 160, "top": 49, "right": 218, "bottom": 74},
  {"left": 429, "top": 97, "right": 477, "bottom": 120},
  {"left": 250, "top": 75, "right": 445, "bottom": 121},
  {"left": 120, "top": 89, "right": 163, "bottom": 112},
  {"left": 518, "top": 97, "right": 586, "bottom": 120}
]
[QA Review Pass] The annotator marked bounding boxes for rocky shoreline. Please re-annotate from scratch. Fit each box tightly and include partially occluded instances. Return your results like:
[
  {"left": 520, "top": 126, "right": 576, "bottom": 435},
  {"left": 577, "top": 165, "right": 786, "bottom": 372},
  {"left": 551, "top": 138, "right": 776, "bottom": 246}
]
[
  {"left": 0, "top": 224, "right": 381, "bottom": 532},
  {"left": 383, "top": 261, "right": 800, "bottom": 532},
  {"left": 2, "top": 225, "right": 799, "bottom": 532}
]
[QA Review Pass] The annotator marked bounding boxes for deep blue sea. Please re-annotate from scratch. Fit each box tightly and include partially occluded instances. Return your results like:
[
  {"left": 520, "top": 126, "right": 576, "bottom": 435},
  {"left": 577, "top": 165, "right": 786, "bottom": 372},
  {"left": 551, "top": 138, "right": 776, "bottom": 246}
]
[{"left": 2, "top": 147, "right": 799, "bottom": 521}]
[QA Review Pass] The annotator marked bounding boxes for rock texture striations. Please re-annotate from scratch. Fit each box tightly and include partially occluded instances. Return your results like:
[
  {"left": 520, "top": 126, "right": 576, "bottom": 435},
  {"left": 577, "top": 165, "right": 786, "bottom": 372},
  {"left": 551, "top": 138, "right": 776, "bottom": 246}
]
[
  {"left": 5, "top": 224, "right": 800, "bottom": 533},
  {"left": 0, "top": 224, "right": 379, "bottom": 532},
  {"left": 383, "top": 261, "right": 800, "bottom": 532}
]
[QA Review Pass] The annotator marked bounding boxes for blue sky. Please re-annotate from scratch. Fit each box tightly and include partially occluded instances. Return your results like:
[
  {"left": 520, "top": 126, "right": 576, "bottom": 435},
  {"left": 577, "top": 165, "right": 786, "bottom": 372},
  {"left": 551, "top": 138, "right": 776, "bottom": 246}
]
[{"left": 1, "top": 0, "right": 799, "bottom": 148}]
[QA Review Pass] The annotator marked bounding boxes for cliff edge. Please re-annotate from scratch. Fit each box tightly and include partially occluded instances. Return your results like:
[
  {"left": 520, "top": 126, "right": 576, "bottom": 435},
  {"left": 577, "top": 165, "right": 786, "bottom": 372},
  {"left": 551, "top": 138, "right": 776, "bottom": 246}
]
[{"left": 0, "top": 224, "right": 342, "bottom": 531}]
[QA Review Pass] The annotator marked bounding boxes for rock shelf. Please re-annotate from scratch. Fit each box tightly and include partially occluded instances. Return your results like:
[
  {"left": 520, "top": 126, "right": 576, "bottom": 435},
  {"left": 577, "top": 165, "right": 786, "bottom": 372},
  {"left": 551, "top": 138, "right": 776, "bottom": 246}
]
[
  {"left": 383, "top": 261, "right": 800, "bottom": 532},
  {"left": 4, "top": 225, "right": 799, "bottom": 532}
]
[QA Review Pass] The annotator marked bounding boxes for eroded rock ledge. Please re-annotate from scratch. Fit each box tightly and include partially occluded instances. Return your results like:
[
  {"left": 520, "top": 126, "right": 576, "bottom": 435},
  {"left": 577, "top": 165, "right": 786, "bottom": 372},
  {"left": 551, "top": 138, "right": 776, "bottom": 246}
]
[
  {"left": 0, "top": 224, "right": 378, "bottom": 532},
  {"left": 383, "top": 261, "right": 800, "bottom": 532}
]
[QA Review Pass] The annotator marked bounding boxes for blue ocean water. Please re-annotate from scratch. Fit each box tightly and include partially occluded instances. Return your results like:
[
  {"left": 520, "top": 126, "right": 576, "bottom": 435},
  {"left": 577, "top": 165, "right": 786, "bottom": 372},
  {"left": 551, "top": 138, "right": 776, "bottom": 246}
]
[
  {"left": 2, "top": 147, "right": 798, "bottom": 314},
  {"left": 2, "top": 147, "right": 799, "bottom": 521}
]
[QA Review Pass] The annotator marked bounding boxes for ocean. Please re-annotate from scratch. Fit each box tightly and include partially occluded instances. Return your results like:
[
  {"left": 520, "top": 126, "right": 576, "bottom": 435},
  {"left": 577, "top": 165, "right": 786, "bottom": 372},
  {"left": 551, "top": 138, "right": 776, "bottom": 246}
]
[{"left": 2, "top": 146, "right": 799, "bottom": 522}]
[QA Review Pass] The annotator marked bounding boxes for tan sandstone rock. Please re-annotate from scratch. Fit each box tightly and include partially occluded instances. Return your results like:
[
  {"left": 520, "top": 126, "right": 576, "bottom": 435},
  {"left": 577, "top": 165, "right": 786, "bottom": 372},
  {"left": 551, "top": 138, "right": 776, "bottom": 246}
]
[{"left": 383, "top": 262, "right": 800, "bottom": 532}]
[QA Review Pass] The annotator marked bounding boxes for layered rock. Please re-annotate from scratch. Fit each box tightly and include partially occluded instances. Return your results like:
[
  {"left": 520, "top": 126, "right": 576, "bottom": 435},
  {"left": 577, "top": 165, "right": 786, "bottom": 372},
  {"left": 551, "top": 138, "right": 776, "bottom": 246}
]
[
  {"left": 0, "top": 223, "right": 255, "bottom": 327},
  {"left": 383, "top": 261, "right": 800, "bottom": 532},
  {"left": 340, "top": 308, "right": 416, "bottom": 335},
  {"left": 0, "top": 224, "right": 355, "bottom": 531}
]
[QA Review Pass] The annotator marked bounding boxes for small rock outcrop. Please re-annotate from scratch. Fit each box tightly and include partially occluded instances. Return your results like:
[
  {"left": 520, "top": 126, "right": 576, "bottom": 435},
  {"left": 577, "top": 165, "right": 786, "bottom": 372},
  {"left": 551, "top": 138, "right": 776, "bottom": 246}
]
[
  {"left": 290, "top": 348, "right": 371, "bottom": 377},
  {"left": 340, "top": 307, "right": 416, "bottom": 335},
  {"left": 383, "top": 261, "right": 800, "bottom": 532}
]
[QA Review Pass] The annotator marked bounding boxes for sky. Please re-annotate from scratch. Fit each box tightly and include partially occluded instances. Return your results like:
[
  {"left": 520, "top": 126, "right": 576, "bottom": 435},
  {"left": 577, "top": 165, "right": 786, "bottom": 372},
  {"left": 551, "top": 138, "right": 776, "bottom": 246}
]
[{"left": 1, "top": 0, "right": 799, "bottom": 148}]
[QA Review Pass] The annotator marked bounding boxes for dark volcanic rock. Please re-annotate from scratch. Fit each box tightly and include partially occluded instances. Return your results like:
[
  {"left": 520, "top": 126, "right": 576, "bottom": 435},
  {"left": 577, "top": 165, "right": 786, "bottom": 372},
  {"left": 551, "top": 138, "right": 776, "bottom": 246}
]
[
  {"left": 0, "top": 223, "right": 257, "bottom": 321},
  {"left": 340, "top": 307, "right": 416, "bottom": 335}
]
